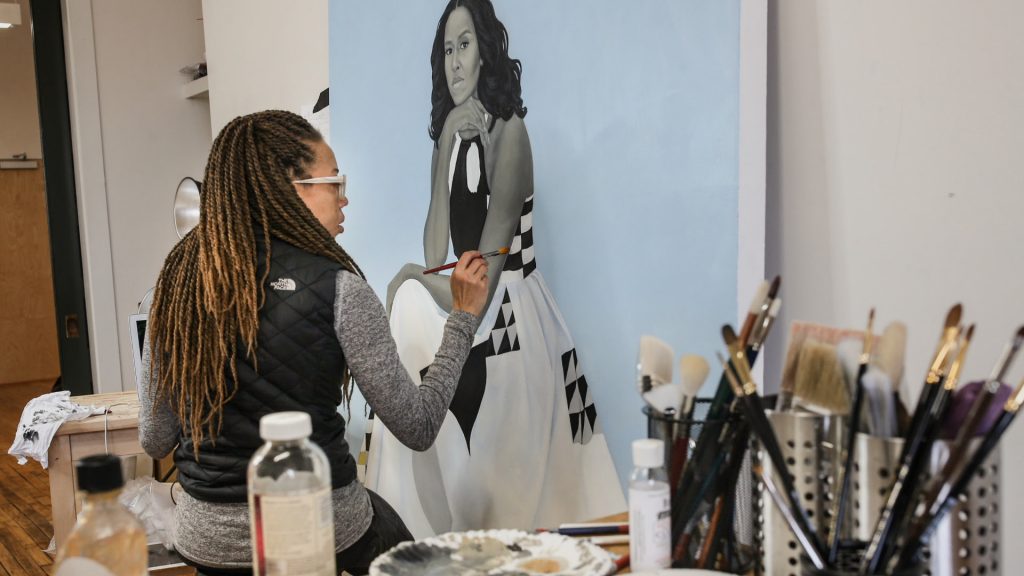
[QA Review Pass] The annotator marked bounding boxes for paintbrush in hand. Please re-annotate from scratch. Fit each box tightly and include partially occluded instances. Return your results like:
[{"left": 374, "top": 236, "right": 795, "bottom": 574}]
[{"left": 422, "top": 247, "right": 509, "bottom": 274}]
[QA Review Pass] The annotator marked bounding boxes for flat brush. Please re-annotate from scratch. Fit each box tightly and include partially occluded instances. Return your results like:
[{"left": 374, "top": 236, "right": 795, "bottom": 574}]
[
  {"left": 717, "top": 335, "right": 823, "bottom": 555},
  {"left": 754, "top": 463, "right": 827, "bottom": 571},
  {"left": 422, "top": 246, "right": 509, "bottom": 274},
  {"left": 828, "top": 308, "right": 875, "bottom": 562},
  {"left": 861, "top": 305, "right": 963, "bottom": 573},
  {"left": 898, "top": 326, "right": 1024, "bottom": 559},
  {"left": 894, "top": 373, "right": 1024, "bottom": 569}
]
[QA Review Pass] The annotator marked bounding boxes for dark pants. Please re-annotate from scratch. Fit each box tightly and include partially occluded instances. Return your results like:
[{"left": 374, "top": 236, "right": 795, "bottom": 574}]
[{"left": 184, "top": 490, "right": 414, "bottom": 576}]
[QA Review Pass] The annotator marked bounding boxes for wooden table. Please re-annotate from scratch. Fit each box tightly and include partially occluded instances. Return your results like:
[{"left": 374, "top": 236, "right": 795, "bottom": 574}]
[
  {"left": 592, "top": 512, "right": 630, "bottom": 573},
  {"left": 47, "top": 391, "right": 195, "bottom": 575},
  {"left": 48, "top": 391, "right": 143, "bottom": 550}
]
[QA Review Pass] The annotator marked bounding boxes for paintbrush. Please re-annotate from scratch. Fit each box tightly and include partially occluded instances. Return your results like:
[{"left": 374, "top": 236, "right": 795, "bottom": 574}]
[
  {"left": 828, "top": 309, "right": 875, "bottom": 562},
  {"left": 895, "top": 326, "right": 1024, "bottom": 562},
  {"left": 792, "top": 338, "right": 850, "bottom": 415},
  {"left": 671, "top": 278, "right": 780, "bottom": 540},
  {"left": 669, "top": 354, "right": 710, "bottom": 490},
  {"left": 421, "top": 246, "right": 509, "bottom": 274},
  {"left": 717, "top": 332, "right": 823, "bottom": 555},
  {"left": 738, "top": 278, "right": 775, "bottom": 346},
  {"left": 696, "top": 414, "right": 750, "bottom": 569},
  {"left": 671, "top": 358, "right": 748, "bottom": 566},
  {"left": 749, "top": 297, "right": 782, "bottom": 352},
  {"left": 637, "top": 335, "right": 675, "bottom": 394},
  {"left": 753, "top": 462, "right": 827, "bottom": 570},
  {"left": 894, "top": 372, "right": 1024, "bottom": 569},
  {"left": 861, "top": 305, "right": 962, "bottom": 573},
  {"left": 671, "top": 387, "right": 746, "bottom": 563},
  {"left": 875, "top": 322, "right": 908, "bottom": 435}
]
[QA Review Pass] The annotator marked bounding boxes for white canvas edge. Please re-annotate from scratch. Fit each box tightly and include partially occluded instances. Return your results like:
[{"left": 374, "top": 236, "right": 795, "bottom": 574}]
[{"left": 738, "top": 0, "right": 768, "bottom": 388}]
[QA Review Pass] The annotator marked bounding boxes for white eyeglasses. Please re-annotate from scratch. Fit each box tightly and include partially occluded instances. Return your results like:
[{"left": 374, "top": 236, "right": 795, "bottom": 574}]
[{"left": 292, "top": 175, "right": 347, "bottom": 200}]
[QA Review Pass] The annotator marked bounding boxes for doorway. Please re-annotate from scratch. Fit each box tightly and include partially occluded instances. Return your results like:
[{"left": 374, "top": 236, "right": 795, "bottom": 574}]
[{"left": 0, "top": 0, "right": 92, "bottom": 395}]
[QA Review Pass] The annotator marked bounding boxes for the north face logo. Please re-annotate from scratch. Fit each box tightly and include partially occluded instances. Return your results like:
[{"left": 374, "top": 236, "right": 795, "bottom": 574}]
[{"left": 270, "top": 278, "right": 296, "bottom": 291}]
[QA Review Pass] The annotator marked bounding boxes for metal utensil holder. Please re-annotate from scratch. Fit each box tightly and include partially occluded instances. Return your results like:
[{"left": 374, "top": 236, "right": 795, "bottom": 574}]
[
  {"left": 753, "top": 410, "right": 843, "bottom": 576},
  {"left": 851, "top": 434, "right": 1001, "bottom": 576}
]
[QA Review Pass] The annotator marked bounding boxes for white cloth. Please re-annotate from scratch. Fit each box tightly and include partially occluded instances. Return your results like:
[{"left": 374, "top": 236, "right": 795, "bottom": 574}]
[
  {"left": 8, "top": 391, "right": 106, "bottom": 468},
  {"left": 367, "top": 272, "right": 625, "bottom": 538}
]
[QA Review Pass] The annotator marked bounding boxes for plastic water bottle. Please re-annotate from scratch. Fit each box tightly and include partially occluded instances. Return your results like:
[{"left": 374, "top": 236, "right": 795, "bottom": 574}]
[
  {"left": 54, "top": 455, "right": 148, "bottom": 576},
  {"left": 629, "top": 438, "right": 672, "bottom": 570},
  {"left": 248, "top": 412, "right": 335, "bottom": 576}
]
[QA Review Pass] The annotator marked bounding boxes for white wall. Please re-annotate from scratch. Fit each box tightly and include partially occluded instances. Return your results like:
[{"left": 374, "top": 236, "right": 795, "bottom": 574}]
[
  {"left": 202, "top": 0, "right": 327, "bottom": 135},
  {"left": 766, "top": 0, "right": 1024, "bottom": 565},
  {"left": 65, "top": 0, "right": 211, "bottom": 392},
  {"left": 0, "top": 0, "right": 42, "bottom": 159}
]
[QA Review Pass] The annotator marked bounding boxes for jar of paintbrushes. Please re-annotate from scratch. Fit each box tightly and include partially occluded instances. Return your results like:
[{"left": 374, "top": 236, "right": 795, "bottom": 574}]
[
  {"left": 637, "top": 334, "right": 760, "bottom": 572},
  {"left": 750, "top": 304, "right": 1020, "bottom": 576}
]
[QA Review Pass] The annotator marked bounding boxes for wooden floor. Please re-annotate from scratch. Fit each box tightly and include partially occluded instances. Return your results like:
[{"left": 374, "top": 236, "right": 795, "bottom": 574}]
[{"left": 0, "top": 380, "right": 57, "bottom": 575}]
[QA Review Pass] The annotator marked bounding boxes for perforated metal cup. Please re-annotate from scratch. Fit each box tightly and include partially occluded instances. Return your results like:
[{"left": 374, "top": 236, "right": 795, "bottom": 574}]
[
  {"left": 753, "top": 410, "right": 836, "bottom": 576},
  {"left": 919, "top": 441, "right": 1001, "bottom": 576},
  {"left": 850, "top": 434, "right": 1001, "bottom": 576}
]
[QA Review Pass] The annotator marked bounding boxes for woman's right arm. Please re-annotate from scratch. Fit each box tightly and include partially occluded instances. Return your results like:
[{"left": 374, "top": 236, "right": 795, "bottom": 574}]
[{"left": 336, "top": 254, "right": 486, "bottom": 451}]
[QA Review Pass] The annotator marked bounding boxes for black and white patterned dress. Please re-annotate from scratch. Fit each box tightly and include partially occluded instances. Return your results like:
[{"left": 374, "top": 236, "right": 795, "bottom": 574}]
[{"left": 367, "top": 124, "right": 624, "bottom": 537}]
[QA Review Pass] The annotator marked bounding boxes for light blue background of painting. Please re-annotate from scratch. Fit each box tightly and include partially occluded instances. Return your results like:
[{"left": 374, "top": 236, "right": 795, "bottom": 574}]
[{"left": 330, "top": 0, "right": 740, "bottom": 489}]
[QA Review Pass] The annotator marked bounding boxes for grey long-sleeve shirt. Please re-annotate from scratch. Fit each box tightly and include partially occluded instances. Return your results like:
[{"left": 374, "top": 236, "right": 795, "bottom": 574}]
[{"left": 138, "top": 270, "right": 479, "bottom": 569}]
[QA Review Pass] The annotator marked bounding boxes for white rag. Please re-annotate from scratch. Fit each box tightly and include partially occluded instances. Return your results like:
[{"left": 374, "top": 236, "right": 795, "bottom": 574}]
[{"left": 8, "top": 391, "right": 106, "bottom": 468}]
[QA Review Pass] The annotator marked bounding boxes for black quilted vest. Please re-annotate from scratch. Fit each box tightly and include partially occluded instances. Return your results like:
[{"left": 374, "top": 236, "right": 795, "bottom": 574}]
[{"left": 175, "top": 238, "right": 357, "bottom": 503}]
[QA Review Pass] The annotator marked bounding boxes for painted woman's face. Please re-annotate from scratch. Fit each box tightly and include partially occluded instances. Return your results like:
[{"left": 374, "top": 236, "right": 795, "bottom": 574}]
[{"left": 444, "top": 6, "right": 481, "bottom": 107}]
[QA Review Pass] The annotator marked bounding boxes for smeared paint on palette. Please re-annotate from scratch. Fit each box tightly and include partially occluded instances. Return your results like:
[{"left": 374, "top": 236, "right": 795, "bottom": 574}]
[{"left": 370, "top": 529, "right": 615, "bottom": 575}]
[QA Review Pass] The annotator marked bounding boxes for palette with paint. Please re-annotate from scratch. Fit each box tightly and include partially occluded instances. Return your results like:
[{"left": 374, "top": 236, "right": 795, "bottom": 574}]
[{"left": 369, "top": 529, "right": 615, "bottom": 575}]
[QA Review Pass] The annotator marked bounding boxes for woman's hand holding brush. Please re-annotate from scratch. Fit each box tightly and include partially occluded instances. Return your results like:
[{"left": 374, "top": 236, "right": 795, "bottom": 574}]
[{"left": 449, "top": 250, "right": 490, "bottom": 317}]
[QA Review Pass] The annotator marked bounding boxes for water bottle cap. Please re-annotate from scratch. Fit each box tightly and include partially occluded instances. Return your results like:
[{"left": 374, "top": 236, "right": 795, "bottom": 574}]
[
  {"left": 260, "top": 411, "right": 312, "bottom": 442},
  {"left": 76, "top": 454, "right": 124, "bottom": 493},
  {"left": 632, "top": 438, "right": 664, "bottom": 468}
]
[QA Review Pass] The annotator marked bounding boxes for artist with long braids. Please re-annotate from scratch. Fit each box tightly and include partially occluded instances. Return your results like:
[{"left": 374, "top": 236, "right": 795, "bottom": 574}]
[{"left": 137, "top": 110, "right": 488, "bottom": 574}]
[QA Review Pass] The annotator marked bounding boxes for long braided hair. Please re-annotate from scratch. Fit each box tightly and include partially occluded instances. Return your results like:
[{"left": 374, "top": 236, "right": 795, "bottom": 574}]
[{"left": 149, "top": 110, "right": 362, "bottom": 452}]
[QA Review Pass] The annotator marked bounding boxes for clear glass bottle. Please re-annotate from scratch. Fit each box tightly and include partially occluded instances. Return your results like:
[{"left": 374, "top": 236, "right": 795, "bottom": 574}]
[
  {"left": 629, "top": 438, "right": 672, "bottom": 570},
  {"left": 248, "top": 411, "right": 336, "bottom": 576},
  {"left": 54, "top": 454, "right": 148, "bottom": 576}
]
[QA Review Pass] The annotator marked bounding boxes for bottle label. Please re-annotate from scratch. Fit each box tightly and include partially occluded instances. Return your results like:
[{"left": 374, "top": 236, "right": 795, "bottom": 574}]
[
  {"left": 251, "top": 486, "right": 336, "bottom": 576},
  {"left": 629, "top": 484, "right": 672, "bottom": 570},
  {"left": 54, "top": 557, "right": 118, "bottom": 576}
]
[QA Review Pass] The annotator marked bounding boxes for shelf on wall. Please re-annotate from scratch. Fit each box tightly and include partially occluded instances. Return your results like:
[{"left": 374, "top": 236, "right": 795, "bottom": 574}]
[{"left": 181, "top": 76, "right": 209, "bottom": 100}]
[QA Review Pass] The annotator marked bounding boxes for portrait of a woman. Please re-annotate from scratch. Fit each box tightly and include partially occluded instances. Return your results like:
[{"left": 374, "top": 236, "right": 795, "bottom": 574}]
[{"left": 369, "top": 0, "right": 624, "bottom": 537}]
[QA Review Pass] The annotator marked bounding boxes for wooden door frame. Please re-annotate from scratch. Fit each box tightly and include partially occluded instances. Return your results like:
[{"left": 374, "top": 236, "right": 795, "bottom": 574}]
[{"left": 30, "top": 0, "right": 94, "bottom": 395}]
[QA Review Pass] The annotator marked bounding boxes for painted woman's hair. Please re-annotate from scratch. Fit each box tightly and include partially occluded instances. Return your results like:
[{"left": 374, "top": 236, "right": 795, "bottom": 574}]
[{"left": 429, "top": 0, "right": 527, "bottom": 143}]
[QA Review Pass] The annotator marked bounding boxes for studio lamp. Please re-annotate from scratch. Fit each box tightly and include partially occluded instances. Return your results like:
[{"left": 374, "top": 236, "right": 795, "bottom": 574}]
[{"left": 174, "top": 176, "right": 201, "bottom": 239}]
